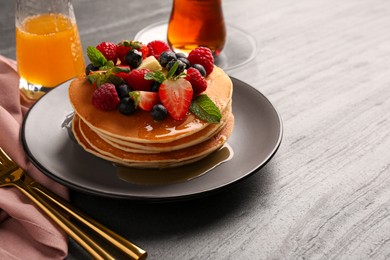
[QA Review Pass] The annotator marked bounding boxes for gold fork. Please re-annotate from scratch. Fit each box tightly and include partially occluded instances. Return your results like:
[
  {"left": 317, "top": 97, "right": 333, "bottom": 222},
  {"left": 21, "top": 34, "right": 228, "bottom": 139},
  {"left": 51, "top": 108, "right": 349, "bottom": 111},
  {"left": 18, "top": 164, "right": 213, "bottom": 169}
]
[{"left": 0, "top": 148, "right": 147, "bottom": 260}]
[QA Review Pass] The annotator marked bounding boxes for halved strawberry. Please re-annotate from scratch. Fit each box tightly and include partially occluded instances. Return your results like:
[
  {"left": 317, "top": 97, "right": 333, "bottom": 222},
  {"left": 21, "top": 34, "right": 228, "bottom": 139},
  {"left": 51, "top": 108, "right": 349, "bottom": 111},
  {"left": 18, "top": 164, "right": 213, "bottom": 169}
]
[
  {"left": 130, "top": 91, "right": 160, "bottom": 111},
  {"left": 158, "top": 78, "right": 193, "bottom": 120}
]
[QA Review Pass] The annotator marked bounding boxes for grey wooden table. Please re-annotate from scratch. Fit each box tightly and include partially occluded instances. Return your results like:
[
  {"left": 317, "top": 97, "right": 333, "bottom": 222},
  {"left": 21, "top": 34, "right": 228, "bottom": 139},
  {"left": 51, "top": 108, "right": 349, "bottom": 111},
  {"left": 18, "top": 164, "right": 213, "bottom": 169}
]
[{"left": 2, "top": 0, "right": 390, "bottom": 259}]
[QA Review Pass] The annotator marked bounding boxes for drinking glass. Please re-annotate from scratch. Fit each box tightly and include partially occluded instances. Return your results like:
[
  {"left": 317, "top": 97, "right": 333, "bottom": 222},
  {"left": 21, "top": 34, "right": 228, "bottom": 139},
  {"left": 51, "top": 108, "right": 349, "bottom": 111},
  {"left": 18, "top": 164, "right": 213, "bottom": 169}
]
[
  {"left": 16, "top": 0, "right": 85, "bottom": 101},
  {"left": 135, "top": 0, "right": 256, "bottom": 71},
  {"left": 167, "top": 0, "right": 226, "bottom": 57}
]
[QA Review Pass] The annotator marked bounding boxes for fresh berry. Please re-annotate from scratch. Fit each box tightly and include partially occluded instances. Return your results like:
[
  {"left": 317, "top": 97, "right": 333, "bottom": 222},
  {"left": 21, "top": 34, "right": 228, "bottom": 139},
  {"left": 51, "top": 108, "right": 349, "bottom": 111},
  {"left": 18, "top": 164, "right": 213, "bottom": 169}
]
[
  {"left": 185, "top": 68, "right": 208, "bottom": 94},
  {"left": 158, "top": 51, "right": 177, "bottom": 67},
  {"left": 92, "top": 83, "right": 120, "bottom": 110},
  {"left": 151, "top": 104, "right": 168, "bottom": 121},
  {"left": 178, "top": 57, "right": 190, "bottom": 69},
  {"left": 187, "top": 47, "right": 214, "bottom": 76},
  {"left": 96, "top": 42, "right": 118, "bottom": 63},
  {"left": 116, "top": 40, "right": 134, "bottom": 64},
  {"left": 191, "top": 64, "right": 206, "bottom": 77},
  {"left": 85, "top": 63, "right": 98, "bottom": 75},
  {"left": 150, "top": 81, "right": 161, "bottom": 92},
  {"left": 127, "top": 68, "right": 153, "bottom": 91},
  {"left": 138, "top": 43, "right": 149, "bottom": 59},
  {"left": 159, "top": 78, "right": 193, "bottom": 120},
  {"left": 175, "top": 52, "right": 187, "bottom": 59},
  {"left": 147, "top": 40, "right": 170, "bottom": 59},
  {"left": 130, "top": 91, "right": 160, "bottom": 111},
  {"left": 167, "top": 60, "right": 185, "bottom": 76},
  {"left": 118, "top": 97, "right": 136, "bottom": 115},
  {"left": 116, "top": 84, "right": 132, "bottom": 99},
  {"left": 125, "top": 49, "right": 143, "bottom": 68}
]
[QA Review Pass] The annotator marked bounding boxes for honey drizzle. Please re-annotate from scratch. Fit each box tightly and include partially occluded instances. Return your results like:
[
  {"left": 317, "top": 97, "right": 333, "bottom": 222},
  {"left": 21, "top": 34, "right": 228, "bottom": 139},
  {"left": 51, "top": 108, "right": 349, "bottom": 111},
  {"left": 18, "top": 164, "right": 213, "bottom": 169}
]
[{"left": 115, "top": 143, "right": 234, "bottom": 186}]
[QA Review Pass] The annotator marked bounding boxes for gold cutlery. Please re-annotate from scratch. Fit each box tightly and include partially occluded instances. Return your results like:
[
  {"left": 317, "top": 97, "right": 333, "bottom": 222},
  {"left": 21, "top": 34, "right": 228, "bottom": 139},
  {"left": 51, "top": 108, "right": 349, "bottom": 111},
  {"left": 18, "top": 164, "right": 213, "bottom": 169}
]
[{"left": 0, "top": 147, "right": 147, "bottom": 260}]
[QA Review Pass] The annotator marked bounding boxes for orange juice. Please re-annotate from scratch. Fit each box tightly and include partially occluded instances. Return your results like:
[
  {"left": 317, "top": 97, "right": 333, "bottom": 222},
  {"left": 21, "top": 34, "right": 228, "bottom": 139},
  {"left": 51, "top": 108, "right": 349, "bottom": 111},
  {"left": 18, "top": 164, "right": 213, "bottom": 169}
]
[
  {"left": 16, "top": 13, "right": 85, "bottom": 88},
  {"left": 167, "top": 0, "right": 226, "bottom": 56}
]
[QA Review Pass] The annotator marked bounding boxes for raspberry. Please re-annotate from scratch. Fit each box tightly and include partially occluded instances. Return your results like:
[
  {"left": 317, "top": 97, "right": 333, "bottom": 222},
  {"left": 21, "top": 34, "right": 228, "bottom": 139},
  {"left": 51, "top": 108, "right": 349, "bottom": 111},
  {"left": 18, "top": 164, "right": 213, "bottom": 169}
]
[
  {"left": 185, "top": 68, "right": 207, "bottom": 94},
  {"left": 96, "top": 42, "right": 118, "bottom": 63},
  {"left": 147, "top": 40, "right": 170, "bottom": 59},
  {"left": 187, "top": 47, "right": 214, "bottom": 76},
  {"left": 127, "top": 68, "right": 153, "bottom": 91},
  {"left": 92, "top": 83, "right": 120, "bottom": 110}
]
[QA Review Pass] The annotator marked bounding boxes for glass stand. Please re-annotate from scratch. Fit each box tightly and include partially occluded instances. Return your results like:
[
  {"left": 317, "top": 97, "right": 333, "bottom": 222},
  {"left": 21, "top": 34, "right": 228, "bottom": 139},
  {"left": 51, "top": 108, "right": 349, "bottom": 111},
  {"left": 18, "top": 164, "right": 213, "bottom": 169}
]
[{"left": 134, "top": 21, "right": 257, "bottom": 72}]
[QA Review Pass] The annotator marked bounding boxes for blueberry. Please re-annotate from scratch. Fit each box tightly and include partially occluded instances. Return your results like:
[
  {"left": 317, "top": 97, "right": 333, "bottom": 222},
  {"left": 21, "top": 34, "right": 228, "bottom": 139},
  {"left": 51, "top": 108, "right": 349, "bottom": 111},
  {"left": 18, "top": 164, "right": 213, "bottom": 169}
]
[
  {"left": 178, "top": 57, "right": 190, "bottom": 69},
  {"left": 192, "top": 64, "right": 206, "bottom": 77},
  {"left": 85, "top": 63, "right": 98, "bottom": 75},
  {"left": 158, "top": 51, "right": 177, "bottom": 67},
  {"left": 151, "top": 104, "right": 168, "bottom": 121},
  {"left": 118, "top": 97, "right": 136, "bottom": 115},
  {"left": 116, "top": 84, "right": 131, "bottom": 99},
  {"left": 125, "top": 49, "right": 143, "bottom": 68},
  {"left": 167, "top": 60, "right": 185, "bottom": 75},
  {"left": 150, "top": 81, "right": 161, "bottom": 92},
  {"left": 175, "top": 52, "right": 187, "bottom": 59}
]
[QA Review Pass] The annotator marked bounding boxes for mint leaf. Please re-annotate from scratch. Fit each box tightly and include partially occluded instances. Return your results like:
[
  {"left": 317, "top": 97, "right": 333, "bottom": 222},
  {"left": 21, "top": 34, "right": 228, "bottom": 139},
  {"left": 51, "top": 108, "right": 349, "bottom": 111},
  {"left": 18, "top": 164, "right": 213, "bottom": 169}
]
[
  {"left": 145, "top": 71, "right": 166, "bottom": 83},
  {"left": 99, "top": 60, "right": 115, "bottom": 71},
  {"left": 190, "top": 94, "right": 222, "bottom": 123},
  {"left": 166, "top": 61, "right": 178, "bottom": 79},
  {"left": 111, "top": 66, "right": 130, "bottom": 74},
  {"left": 87, "top": 46, "right": 107, "bottom": 67}
]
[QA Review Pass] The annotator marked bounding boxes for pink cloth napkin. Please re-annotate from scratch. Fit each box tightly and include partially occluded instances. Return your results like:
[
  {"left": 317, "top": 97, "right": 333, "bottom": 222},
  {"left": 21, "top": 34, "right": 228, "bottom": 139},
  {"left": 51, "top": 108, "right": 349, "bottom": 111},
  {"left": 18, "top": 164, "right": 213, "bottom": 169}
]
[{"left": 0, "top": 55, "right": 68, "bottom": 259}]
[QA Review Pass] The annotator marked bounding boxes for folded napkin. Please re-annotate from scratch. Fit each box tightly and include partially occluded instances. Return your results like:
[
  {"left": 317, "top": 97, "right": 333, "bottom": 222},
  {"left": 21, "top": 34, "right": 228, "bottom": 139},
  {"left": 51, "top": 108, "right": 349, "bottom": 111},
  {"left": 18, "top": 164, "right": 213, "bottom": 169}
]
[{"left": 0, "top": 55, "right": 68, "bottom": 259}]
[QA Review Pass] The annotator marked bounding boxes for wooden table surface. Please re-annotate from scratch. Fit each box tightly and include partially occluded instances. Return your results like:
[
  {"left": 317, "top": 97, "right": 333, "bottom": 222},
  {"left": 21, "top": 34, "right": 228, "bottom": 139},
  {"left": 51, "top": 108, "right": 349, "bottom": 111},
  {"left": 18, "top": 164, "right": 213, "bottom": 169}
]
[{"left": 2, "top": 0, "right": 390, "bottom": 259}]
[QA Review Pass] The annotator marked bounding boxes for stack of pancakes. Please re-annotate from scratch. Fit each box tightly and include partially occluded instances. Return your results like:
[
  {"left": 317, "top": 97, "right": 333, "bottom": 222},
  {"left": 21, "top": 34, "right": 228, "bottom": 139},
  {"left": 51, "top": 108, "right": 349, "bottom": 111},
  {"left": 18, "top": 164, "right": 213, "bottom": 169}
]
[{"left": 68, "top": 66, "right": 234, "bottom": 168}]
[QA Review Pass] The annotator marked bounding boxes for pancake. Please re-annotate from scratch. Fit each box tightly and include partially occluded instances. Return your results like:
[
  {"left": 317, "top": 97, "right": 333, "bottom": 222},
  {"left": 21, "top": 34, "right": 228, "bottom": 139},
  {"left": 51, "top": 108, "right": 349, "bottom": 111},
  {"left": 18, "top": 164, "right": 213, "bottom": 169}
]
[
  {"left": 69, "top": 66, "right": 232, "bottom": 144},
  {"left": 95, "top": 102, "right": 232, "bottom": 153},
  {"left": 72, "top": 113, "right": 234, "bottom": 168}
]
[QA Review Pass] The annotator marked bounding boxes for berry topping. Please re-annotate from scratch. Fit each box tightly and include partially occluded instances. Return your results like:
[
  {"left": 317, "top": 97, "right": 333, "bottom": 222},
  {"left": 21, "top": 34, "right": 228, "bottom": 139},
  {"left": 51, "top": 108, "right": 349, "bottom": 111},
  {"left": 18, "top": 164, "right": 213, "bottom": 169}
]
[
  {"left": 187, "top": 47, "right": 214, "bottom": 76},
  {"left": 158, "top": 51, "right": 177, "bottom": 67},
  {"left": 185, "top": 68, "right": 208, "bottom": 94},
  {"left": 96, "top": 42, "right": 118, "bottom": 63},
  {"left": 130, "top": 91, "right": 160, "bottom": 111},
  {"left": 191, "top": 64, "right": 206, "bottom": 77},
  {"left": 178, "top": 57, "right": 190, "bottom": 69},
  {"left": 116, "top": 84, "right": 132, "bottom": 99},
  {"left": 151, "top": 104, "right": 168, "bottom": 121},
  {"left": 159, "top": 78, "right": 193, "bottom": 120},
  {"left": 118, "top": 97, "right": 136, "bottom": 115},
  {"left": 147, "top": 40, "right": 170, "bottom": 59},
  {"left": 167, "top": 59, "right": 185, "bottom": 76},
  {"left": 85, "top": 63, "right": 98, "bottom": 75},
  {"left": 175, "top": 52, "right": 187, "bottom": 59},
  {"left": 92, "top": 83, "right": 120, "bottom": 110},
  {"left": 125, "top": 49, "right": 143, "bottom": 68},
  {"left": 127, "top": 68, "right": 153, "bottom": 91}
]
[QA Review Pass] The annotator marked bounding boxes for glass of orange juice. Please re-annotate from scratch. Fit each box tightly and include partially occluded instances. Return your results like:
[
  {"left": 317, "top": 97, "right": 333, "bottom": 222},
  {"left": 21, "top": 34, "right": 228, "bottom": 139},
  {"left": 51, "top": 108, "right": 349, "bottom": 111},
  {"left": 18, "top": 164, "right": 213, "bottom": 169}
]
[{"left": 16, "top": 0, "right": 85, "bottom": 101}]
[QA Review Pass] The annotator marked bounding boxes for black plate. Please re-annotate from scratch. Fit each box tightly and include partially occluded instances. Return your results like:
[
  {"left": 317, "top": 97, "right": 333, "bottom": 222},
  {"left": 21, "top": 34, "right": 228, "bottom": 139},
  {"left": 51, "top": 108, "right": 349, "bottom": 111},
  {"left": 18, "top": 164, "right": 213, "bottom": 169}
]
[{"left": 21, "top": 77, "right": 282, "bottom": 201}]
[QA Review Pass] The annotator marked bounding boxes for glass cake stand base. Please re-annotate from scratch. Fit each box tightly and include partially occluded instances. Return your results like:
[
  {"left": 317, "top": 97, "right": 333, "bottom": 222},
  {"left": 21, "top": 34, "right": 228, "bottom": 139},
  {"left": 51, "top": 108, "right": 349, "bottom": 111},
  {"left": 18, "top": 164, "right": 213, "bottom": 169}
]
[{"left": 134, "top": 21, "right": 257, "bottom": 72}]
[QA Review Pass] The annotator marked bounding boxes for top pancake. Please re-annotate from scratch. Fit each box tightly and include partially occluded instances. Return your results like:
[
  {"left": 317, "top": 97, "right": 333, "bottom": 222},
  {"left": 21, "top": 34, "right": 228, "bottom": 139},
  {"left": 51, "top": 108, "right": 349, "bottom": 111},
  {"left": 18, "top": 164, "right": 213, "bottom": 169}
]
[{"left": 68, "top": 66, "right": 233, "bottom": 144}]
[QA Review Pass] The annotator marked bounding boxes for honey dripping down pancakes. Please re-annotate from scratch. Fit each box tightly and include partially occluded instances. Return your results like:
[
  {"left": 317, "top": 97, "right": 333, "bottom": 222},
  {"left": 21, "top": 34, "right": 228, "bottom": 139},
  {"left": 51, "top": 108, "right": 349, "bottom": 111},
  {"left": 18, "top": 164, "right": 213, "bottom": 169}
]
[{"left": 69, "top": 40, "right": 234, "bottom": 168}]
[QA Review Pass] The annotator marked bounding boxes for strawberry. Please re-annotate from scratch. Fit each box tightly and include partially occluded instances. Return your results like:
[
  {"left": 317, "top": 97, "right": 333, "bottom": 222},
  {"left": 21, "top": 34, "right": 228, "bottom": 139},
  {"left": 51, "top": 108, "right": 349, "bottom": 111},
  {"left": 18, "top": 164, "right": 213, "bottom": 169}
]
[
  {"left": 92, "top": 83, "right": 120, "bottom": 110},
  {"left": 147, "top": 40, "right": 170, "bottom": 59},
  {"left": 96, "top": 42, "right": 118, "bottom": 63},
  {"left": 139, "top": 43, "right": 150, "bottom": 59},
  {"left": 187, "top": 47, "right": 214, "bottom": 76},
  {"left": 127, "top": 68, "right": 153, "bottom": 91},
  {"left": 185, "top": 67, "right": 207, "bottom": 94},
  {"left": 158, "top": 78, "right": 193, "bottom": 120},
  {"left": 130, "top": 91, "right": 160, "bottom": 111},
  {"left": 116, "top": 42, "right": 133, "bottom": 65}
]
